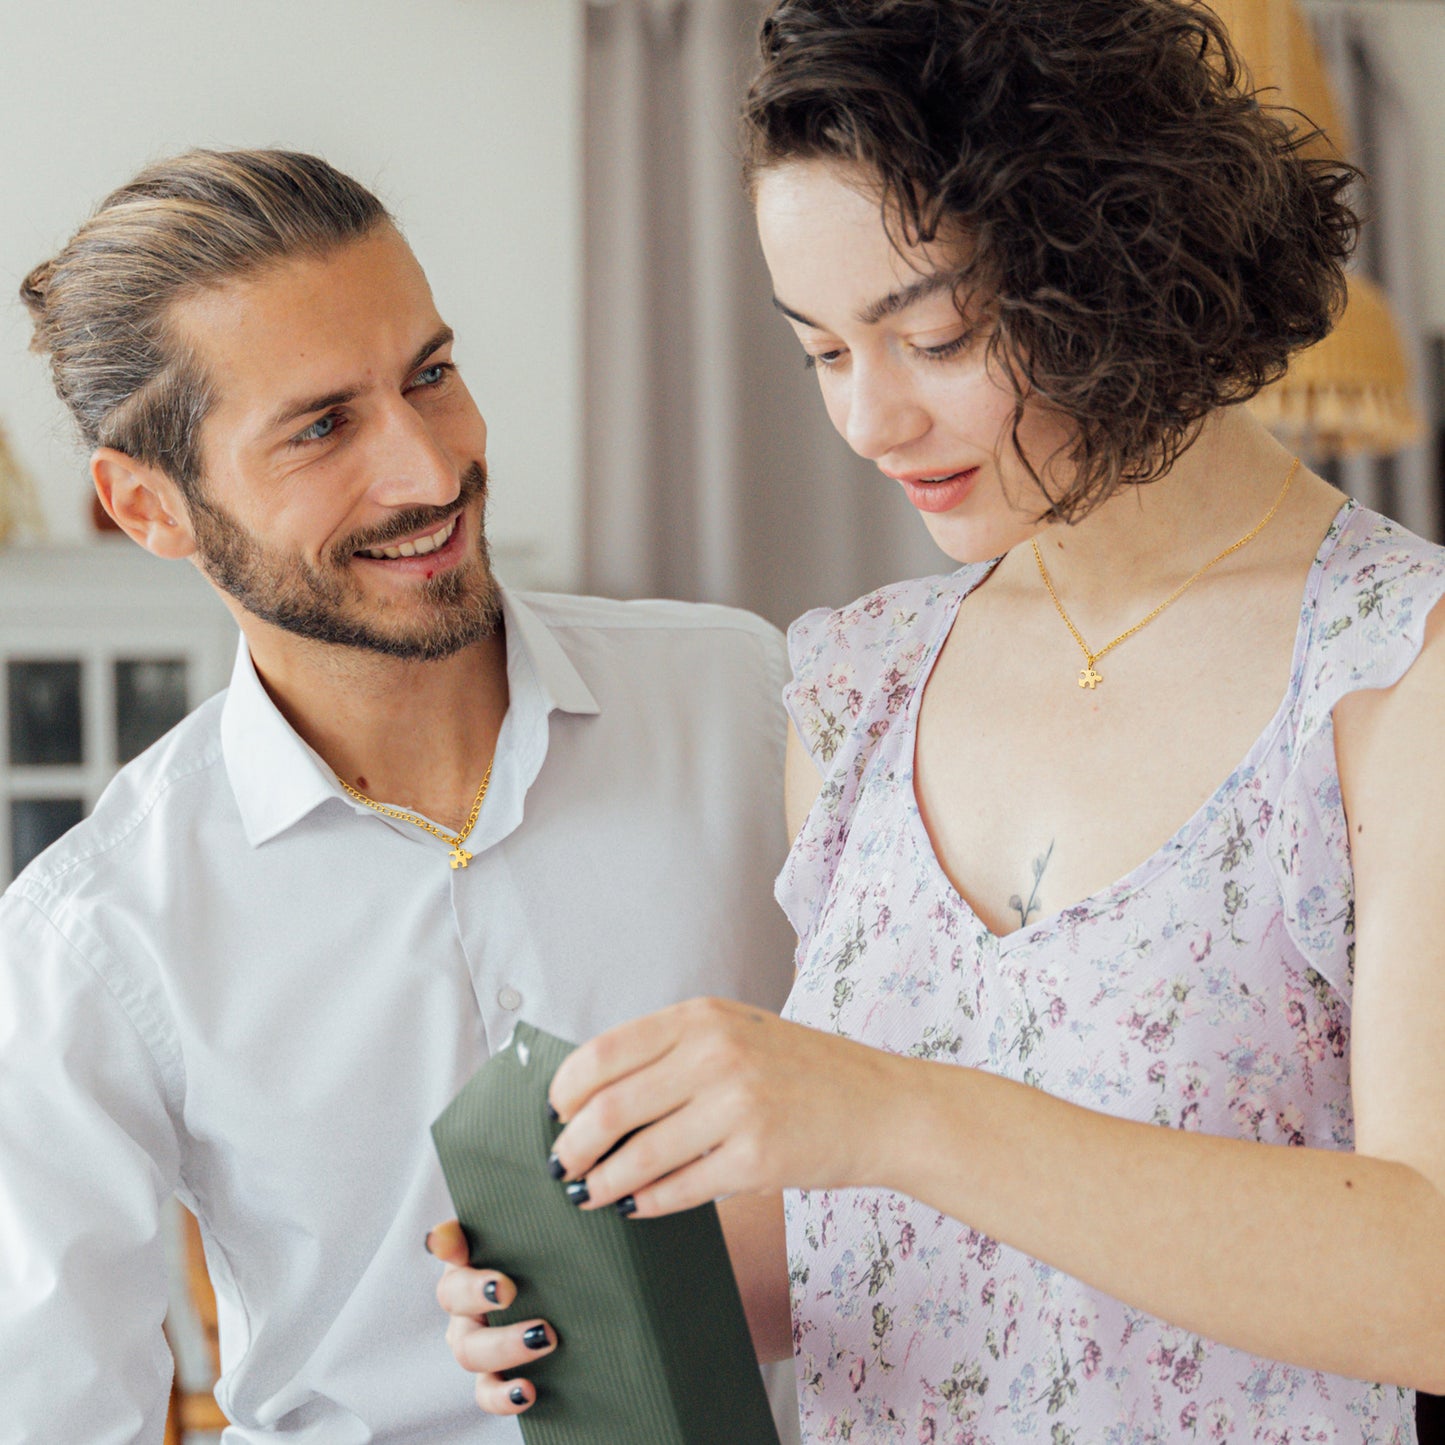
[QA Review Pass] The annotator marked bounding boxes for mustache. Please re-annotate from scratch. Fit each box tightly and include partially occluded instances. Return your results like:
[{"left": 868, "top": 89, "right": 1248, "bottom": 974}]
[{"left": 338, "top": 460, "right": 488, "bottom": 559}]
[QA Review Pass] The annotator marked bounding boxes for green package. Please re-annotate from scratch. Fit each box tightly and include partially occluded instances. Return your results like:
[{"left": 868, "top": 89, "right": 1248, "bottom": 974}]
[{"left": 431, "top": 1021, "right": 781, "bottom": 1445}]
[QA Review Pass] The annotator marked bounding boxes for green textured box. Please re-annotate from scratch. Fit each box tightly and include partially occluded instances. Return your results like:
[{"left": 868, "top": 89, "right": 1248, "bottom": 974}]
[{"left": 431, "top": 1021, "right": 781, "bottom": 1445}]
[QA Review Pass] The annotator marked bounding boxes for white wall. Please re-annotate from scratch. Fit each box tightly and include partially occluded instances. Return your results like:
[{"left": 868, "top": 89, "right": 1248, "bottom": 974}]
[
  {"left": 1359, "top": 2, "right": 1445, "bottom": 335},
  {"left": 1305, "top": 0, "right": 1445, "bottom": 335},
  {"left": 0, "top": 0, "right": 583, "bottom": 590}
]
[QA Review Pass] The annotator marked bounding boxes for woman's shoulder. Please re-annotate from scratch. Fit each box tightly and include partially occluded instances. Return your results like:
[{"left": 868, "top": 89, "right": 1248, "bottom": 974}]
[
  {"left": 1298, "top": 502, "right": 1445, "bottom": 729},
  {"left": 1318, "top": 500, "right": 1445, "bottom": 598},
  {"left": 788, "top": 564, "right": 988, "bottom": 677},
  {"left": 784, "top": 565, "right": 988, "bottom": 770}
]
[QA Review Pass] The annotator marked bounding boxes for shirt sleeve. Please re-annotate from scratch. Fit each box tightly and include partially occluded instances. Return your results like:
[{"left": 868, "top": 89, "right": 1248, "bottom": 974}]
[{"left": 0, "top": 889, "right": 181, "bottom": 1444}]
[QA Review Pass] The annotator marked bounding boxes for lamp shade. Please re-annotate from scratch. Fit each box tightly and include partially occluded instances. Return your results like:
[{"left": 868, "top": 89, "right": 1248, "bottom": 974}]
[
  {"left": 1209, "top": 0, "right": 1424, "bottom": 457},
  {"left": 1249, "top": 272, "right": 1425, "bottom": 456}
]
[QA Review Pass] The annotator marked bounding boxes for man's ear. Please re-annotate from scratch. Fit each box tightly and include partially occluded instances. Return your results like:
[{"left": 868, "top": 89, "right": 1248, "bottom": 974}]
[{"left": 91, "top": 449, "right": 198, "bottom": 560}]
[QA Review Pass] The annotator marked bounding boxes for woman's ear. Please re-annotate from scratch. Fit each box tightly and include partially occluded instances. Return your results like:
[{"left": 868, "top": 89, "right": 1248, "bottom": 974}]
[{"left": 90, "top": 448, "right": 198, "bottom": 560}]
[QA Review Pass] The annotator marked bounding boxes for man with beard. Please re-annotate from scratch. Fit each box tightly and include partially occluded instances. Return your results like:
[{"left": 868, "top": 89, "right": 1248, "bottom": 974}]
[{"left": 0, "top": 149, "right": 793, "bottom": 1442}]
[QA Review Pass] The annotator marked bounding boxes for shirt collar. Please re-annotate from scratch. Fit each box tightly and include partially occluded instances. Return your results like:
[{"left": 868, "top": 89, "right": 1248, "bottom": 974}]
[{"left": 221, "top": 583, "right": 600, "bottom": 848}]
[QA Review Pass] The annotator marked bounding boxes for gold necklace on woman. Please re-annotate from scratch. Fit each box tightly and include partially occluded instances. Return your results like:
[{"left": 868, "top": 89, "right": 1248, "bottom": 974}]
[
  {"left": 1031, "top": 456, "right": 1300, "bottom": 691},
  {"left": 336, "top": 761, "right": 493, "bottom": 869}
]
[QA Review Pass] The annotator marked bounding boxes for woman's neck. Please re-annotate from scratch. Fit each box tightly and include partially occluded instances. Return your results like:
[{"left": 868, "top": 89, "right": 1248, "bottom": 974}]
[{"left": 1012, "top": 408, "right": 1303, "bottom": 617}]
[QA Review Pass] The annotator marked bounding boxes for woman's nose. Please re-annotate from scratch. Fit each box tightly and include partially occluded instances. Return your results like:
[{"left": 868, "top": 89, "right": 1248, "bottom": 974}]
[{"left": 840, "top": 360, "right": 930, "bottom": 462}]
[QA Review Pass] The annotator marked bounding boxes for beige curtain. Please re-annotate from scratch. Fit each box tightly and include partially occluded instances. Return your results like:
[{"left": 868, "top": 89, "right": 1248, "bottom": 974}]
[{"left": 582, "top": 0, "right": 951, "bottom": 630}]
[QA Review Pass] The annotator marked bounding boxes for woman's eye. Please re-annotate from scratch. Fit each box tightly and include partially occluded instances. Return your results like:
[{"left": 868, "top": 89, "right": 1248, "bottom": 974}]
[
  {"left": 916, "top": 333, "right": 972, "bottom": 362},
  {"left": 804, "top": 349, "right": 845, "bottom": 372}
]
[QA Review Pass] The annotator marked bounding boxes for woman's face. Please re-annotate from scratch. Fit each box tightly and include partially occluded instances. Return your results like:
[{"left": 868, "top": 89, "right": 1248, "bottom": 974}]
[{"left": 754, "top": 159, "right": 1072, "bottom": 564}]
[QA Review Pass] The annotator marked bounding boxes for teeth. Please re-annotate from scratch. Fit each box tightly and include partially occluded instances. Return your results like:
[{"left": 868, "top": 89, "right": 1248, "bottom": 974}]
[{"left": 359, "top": 516, "right": 456, "bottom": 561}]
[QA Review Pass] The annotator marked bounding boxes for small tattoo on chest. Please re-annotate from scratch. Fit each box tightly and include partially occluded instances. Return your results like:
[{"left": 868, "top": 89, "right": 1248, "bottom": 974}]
[{"left": 1008, "top": 839, "right": 1056, "bottom": 929}]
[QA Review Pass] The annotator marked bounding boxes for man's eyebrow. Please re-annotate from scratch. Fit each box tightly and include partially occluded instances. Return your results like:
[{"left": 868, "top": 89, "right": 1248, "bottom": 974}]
[
  {"left": 771, "top": 272, "right": 957, "bottom": 332},
  {"left": 407, "top": 325, "right": 455, "bottom": 377},
  {"left": 268, "top": 385, "right": 361, "bottom": 435},
  {"left": 265, "top": 325, "right": 456, "bottom": 434}
]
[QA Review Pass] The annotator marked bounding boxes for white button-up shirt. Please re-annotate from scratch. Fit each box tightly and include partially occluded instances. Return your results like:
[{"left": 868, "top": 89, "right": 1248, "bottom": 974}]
[{"left": 0, "top": 586, "right": 794, "bottom": 1444}]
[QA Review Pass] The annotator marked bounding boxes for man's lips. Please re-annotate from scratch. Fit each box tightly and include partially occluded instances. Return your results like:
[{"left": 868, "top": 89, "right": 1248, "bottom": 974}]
[
  {"left": 888, "top": 466, "right": 982, "bottom": 515},
  {"left": 355, "top": 512, "right": 460, "bottom": 560},
  {"left": 351, "top": 510, "right": 468, "bottom": 573}
]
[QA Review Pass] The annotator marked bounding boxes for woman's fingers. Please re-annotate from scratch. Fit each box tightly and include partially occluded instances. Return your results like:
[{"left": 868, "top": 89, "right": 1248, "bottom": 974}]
[
  {"left": 550, "top": 1052, "right": 702, "bottom": 1184},
  {"left": 549, "top": 1002, "right": 691, "bottom": 1119},
  {"left": 552, "top": 1005, "right": 906, "bottom": 1215},
  {"left": 435, "top": 1264, "right": 517, "bottom": 1318},
  {"left": 424, "top": 1218, "right": 470, "bottom": 1266},
  {"left": 449, "top": 1316, "right": 558, "bottom": 1375},
  {"left": 615, "top": 1138, "right": 752, "bottom": 1219},
  {"left": 571, "top": 1099, "right": 729, "bottom": 1210},
  {"left": 427, "top": 1217, "right": 555, "bottom": 1416},
  {"left": 447, "top": 1316, "right": 557, "bottom": 1416},
  {"left": 475, "top": 1371, "right": 537, "bottom": 1415}
]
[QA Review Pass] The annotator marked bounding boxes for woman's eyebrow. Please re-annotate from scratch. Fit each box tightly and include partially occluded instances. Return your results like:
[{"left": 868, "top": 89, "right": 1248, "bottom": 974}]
[{"left": 772, "top": 271, "right": 955, "bottom": 330}]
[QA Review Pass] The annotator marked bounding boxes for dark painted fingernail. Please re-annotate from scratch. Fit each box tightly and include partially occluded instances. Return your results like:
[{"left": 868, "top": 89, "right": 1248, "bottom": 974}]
[
  {"left": 523, "top": 1324, "right": 550, "bottom": 1351},
  {"left": 615, "top": 1195, "right": 637, "bottom": 1217},
  {"left": 423, "top": 1230, "right": 435, "bottom": 1256},
  {"left": 564, "top": 1179, "right": 590, "bottom": 1206},
  {"left": 483, "top": 1279, "right": 500, "bottom": 1304},
  {"left": 546, "top": 1101, "right": 560, "bottom": 1122},
  {"left": 546, "top": 1152, "right": 566, "bottom": 1180},
  {"left": 510, "top": 1384, "right": 528, "bottom": 1407}
]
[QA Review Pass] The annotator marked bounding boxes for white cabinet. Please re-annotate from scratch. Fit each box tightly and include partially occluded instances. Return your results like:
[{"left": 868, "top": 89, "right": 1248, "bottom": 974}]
[{"left": 0, "top": 541, "right": 238, "bottom": 881}]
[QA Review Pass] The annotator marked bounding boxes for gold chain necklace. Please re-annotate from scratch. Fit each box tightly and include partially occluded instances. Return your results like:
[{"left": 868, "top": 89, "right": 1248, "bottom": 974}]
[
  {"left": 1032, "top": 456, "right": 1300, "bottom": 691},
  {"left": 336, "top": 760, "right": 494, "bottom": 869}
]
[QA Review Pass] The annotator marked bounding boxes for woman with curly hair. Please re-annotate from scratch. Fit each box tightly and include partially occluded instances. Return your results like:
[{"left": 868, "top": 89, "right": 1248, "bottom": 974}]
[{"left": 436, "top": 1, "right": 1444, "bottom": 1437}]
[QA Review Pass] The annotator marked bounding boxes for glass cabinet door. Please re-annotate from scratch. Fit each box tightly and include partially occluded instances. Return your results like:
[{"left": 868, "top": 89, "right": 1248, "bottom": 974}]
[
  {"left": 115, "top": 659, "right": 189, "bottom": 763},
  {"left": 10, "top": 798, "right": 85, "bottom": 876},
  {"left": 2, "top": 654, "right": 197, "bottom": 882},
  {"left": 7, "top": 660, "right": 83, "bottom": 767}
]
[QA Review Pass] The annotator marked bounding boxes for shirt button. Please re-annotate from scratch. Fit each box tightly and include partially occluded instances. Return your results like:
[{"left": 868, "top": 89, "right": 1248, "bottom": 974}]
[{"left": 498, "top": 986, "right": 523, "bottom": 1011}]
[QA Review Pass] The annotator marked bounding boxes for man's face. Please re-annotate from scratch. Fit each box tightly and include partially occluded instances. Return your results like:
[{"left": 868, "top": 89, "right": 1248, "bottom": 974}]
[{"left": 169, "top": 225, "right": 499, "bottom": 661}]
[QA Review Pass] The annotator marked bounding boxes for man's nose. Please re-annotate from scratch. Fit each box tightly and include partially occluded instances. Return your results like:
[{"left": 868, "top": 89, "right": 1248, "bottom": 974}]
[
  {"left": 841, "top": 358, "right": 930, "bottom": 462},
  {"left": 367, "top": 398, "right": 460, "bottom": 508}
]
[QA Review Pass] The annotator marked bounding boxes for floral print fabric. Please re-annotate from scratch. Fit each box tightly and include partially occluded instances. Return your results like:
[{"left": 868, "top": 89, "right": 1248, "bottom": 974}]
[{"left": 777, "top": 503, "right": 1438, "bottom": 1443}]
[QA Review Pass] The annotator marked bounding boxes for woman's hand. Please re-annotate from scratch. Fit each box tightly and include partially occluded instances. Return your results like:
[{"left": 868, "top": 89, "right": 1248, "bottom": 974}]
[
  {"left": 546, "top": 997, "right": 908, "bottom": 1216},
  {"left": 426, "top": 1219, "right": 556, "bottom": 1415}
]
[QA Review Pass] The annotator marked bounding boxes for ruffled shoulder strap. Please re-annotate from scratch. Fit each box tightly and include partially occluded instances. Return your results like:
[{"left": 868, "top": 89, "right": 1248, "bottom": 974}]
[
  {"left": 1268, "top": 503, "right": 1445, "bottom": 994},
  {"left": 778, "top": 564, "right": 991, "bottom": 945}
]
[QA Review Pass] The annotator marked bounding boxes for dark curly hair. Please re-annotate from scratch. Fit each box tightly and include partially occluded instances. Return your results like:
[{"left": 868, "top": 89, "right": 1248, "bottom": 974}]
[{"left": 742, "top": 0, "right": 1360, "bottom": 519}]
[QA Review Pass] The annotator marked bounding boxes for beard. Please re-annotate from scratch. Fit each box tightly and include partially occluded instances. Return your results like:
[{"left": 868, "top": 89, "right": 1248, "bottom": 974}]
[{"left": 189, "top": 460, "right": 502, "bottom": 661}]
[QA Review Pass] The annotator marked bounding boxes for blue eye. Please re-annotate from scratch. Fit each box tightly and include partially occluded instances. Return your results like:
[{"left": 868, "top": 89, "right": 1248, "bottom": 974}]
[
  {"left": 412, "top": 363, "right": 451, "bottom": 388},
  {"left": 296, "top": 413, "right": 339, "bottom": 444}
]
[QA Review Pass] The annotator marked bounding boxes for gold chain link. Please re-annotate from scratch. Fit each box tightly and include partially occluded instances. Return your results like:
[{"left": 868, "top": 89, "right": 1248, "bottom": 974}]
[
  {"left": 336, "top": 760, "right": 494, "bottom": 869},
  {"left": 1032, "top": 456, "right": 1301, "bottom": 690}
]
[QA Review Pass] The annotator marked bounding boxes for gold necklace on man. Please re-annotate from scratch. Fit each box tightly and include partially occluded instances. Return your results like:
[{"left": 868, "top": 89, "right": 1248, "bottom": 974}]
[
  {"left": 1031, "top": 456, "right": 1301, "bottom": 691},
  {"left": 336, "top": 761, "right": 494, "bottom": 869}
]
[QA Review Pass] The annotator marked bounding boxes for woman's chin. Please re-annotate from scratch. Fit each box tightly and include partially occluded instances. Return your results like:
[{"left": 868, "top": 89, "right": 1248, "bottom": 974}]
[{"left": 920, "top": 511, "right": 1043, "bottom": 567}]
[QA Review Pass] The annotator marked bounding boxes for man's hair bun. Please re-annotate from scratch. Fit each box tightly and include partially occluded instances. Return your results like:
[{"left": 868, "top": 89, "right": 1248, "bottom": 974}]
[{"left": 19, "top": 260, "right": 54, "bottom": 334}]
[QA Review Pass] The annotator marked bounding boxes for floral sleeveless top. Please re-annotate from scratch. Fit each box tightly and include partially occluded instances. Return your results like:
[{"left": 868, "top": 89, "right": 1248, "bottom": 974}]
[{"left": 777, "top": 502, "right": 1440, "bottom": 1444}]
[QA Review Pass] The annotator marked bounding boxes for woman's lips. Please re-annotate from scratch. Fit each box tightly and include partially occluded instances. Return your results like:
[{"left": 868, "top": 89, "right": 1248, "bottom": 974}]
[{"left": 895, "top": 467, "right": 980, "bottom": 514}]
